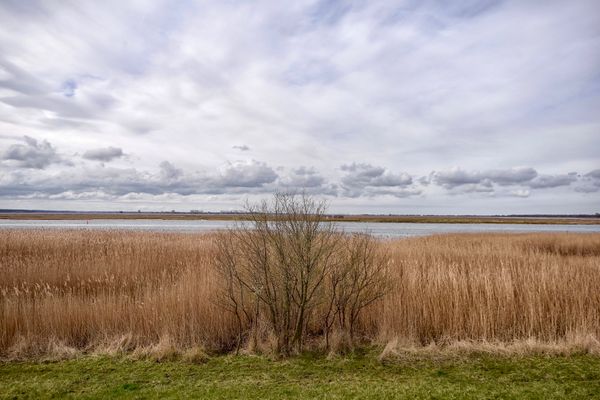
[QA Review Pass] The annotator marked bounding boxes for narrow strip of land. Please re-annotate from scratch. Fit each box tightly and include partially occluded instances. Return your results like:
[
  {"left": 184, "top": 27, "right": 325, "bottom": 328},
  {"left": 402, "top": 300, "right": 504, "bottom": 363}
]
[{"left": 1, "top": 212, "right": 599, "bottom": 224}]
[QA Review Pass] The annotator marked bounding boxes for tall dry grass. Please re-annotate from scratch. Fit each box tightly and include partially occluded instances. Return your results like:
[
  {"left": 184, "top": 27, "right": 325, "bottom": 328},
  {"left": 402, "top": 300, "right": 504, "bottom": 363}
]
[
  {"left": 377, "top": 233, "right": 600, "bottom": 346},
  {"left": 1, "top": 230, "right": 599, "bottom": 359},
  {"left": 0, "top": 230, "right": 234, "bottom": 358}
]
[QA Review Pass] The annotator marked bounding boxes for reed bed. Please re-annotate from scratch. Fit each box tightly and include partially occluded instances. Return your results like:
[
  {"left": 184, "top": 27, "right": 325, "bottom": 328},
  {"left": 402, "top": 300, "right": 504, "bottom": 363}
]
[{"left": 1, "top": 230, "right": 599, "bottom": 359}]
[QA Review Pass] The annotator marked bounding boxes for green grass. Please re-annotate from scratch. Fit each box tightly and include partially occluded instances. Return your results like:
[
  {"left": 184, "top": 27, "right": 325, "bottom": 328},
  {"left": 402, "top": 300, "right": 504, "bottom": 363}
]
[{"left": 2, "top": 352, "right": 600, "bottom": 399}]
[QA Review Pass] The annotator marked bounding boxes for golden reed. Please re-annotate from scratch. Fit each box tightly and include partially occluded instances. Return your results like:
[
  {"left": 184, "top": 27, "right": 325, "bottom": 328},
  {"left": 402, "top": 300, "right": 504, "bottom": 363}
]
[{"left": 1, "top": 230, "right": 599, "bottom": 358}]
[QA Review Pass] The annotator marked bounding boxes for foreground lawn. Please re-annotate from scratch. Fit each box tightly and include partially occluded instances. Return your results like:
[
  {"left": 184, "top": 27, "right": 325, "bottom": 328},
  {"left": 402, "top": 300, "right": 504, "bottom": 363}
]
[{"left": 1, "top": 352, "right": 600, "bottom": 399}]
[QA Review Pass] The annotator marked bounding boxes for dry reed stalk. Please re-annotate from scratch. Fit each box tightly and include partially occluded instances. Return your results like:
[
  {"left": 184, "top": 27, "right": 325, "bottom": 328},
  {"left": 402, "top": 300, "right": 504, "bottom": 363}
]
[{"left": 1, "top": 230, "right": 599, "bottom": 359}]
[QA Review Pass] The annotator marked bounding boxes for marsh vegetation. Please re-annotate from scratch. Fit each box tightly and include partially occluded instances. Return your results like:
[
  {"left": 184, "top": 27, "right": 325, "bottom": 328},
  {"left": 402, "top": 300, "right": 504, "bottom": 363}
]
[{"left": 2, "top": 207, "right": 599, "bottom": 359}]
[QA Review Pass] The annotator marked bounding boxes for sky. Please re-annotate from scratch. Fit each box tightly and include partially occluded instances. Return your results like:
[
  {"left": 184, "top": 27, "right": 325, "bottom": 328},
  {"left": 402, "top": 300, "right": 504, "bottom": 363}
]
[{"left": 0, "top": 0, "right": 599, "bottom": 214}]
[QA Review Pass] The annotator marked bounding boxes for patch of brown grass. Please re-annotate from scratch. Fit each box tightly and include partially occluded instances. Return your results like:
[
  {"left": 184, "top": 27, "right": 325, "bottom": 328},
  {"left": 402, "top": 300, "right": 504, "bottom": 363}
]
[
  {"left": 1, "top": 230, "right": 599, "bottom": 359},
  {"left": 377, "top": 233, "right": 600, "bottom": 346}
]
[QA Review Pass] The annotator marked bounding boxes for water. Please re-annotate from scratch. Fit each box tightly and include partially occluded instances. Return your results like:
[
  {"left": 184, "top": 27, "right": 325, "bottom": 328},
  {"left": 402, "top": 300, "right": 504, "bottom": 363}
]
[{"left": 1, "top": 219, "right": 599, "bottom": 238}]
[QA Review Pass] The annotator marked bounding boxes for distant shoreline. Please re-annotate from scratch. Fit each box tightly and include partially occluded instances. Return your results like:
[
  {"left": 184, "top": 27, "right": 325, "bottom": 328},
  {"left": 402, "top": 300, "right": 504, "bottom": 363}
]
[{"left": 1, "top": 212, "right": 599, "bottom": 225}]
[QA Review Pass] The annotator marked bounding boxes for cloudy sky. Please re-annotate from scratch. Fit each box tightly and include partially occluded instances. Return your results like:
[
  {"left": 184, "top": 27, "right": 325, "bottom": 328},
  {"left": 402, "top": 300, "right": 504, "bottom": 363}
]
[{"left": 0, "top": 0, "right": 599, "bottom": 214}]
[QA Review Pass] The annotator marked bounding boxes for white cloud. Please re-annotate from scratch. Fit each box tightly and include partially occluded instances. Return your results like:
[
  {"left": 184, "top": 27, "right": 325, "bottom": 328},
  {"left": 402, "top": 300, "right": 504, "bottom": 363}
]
[{"left": 0, "top": 0, "right": 598, "bottom": 213}]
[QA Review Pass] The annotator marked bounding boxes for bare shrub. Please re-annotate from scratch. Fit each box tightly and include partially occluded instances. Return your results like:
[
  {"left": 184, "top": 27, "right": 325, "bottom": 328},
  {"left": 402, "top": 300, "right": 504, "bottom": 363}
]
[
  {"left": 214, "top": 193, "right": 354, "bottom": 355},
  {"left": 324, "top": 233, "right": 390, "bottom": 351}
]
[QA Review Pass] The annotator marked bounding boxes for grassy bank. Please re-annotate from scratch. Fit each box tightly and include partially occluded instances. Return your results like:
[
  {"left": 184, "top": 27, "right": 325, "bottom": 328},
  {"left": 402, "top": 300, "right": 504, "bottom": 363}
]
[
  {"left": 2, "top": 231, "right": 600, "bottom": 358},
  {"left": 2, "top": 352, "right": 600, "bottom": 399}
]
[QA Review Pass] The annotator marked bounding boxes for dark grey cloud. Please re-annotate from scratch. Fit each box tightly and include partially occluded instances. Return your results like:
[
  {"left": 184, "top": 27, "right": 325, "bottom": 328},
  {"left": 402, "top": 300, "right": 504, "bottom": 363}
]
[
  {"left": 0, "top": 155, "right": 595, "bottom": 206},
  {"left": 485, "top": 167, "right": 538, "bottom": 186},
  {"left": 586, "top": 169, "right": 600, "bottom": 179},
  {"left": 341, "top": 163, "right": 412, "bottom": 188},
  {"left": 432, "top": 167, "right": 538, "bottom": 189},
  {"left": 431, "top": 168, "right": 482, "bottom": 188},
  {"left": 573, "top": 169, "right": 600, "bottom": 193},
  {"left": 83, "top": 146, "right": 124, "bottom": 162},
  {"left": 1, "top": 136, "right": 62, "bottom": 169},
  {"left": 447, "top": 181, "right": 494, "bottom": 195},
  {"left": 219, "top": 160, "right": 278, "bottom": 188},
  {"left": 339, "top": 163, "right": 419, "bottom": 198},
  {"left": 527, "top": 173, "right": 578, "bottom": 189},
  {"left": 0, "top": 166, "right": 149, "bottom": 197},
  {"left": 159, "top": 161, "right": 183, "bottom": 181},
  {"left": 278, "top": 166, "right": 325, "bottom": 188},
  {"left": 0, "top": 159, "right": 280, "bottom": 198},
  {"left": 154, "top": 160, "right": 279, "bottom": 194}
]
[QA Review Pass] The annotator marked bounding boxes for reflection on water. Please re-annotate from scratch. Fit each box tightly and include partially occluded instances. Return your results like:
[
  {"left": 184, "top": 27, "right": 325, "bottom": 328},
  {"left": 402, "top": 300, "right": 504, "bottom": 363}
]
[{"left": 1, "top": 219, "right": 599, "bottom": 238}]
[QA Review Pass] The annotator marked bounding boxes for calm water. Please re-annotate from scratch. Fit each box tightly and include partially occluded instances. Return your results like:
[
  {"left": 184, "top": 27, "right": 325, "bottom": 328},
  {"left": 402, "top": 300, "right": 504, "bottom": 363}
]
[{"left": 1, "top": 219, "right": 599, "bottom": 238}]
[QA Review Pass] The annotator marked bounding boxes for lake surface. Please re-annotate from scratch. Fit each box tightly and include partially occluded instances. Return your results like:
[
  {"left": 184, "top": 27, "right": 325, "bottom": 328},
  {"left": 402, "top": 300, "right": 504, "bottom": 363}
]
[{"left": 1, "top": 219, "right": 599, "bottom": 238}]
